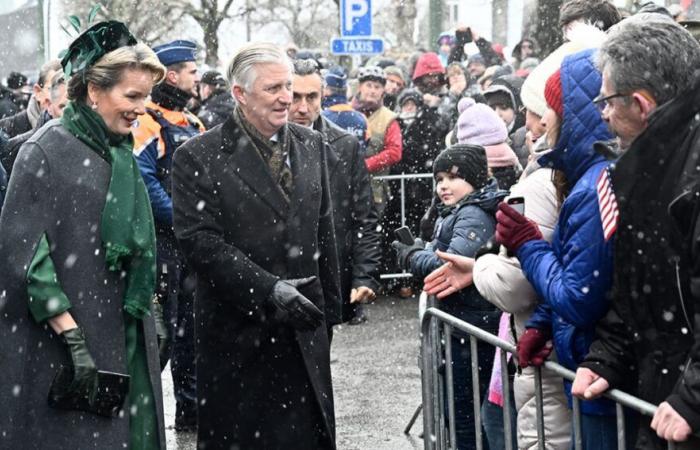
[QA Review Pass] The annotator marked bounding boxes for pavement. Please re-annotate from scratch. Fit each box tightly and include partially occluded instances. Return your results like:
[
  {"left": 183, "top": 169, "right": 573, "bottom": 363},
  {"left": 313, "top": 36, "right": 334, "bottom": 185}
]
[{"left": 163, "top": 295, "right": 425, "bottom": 449}]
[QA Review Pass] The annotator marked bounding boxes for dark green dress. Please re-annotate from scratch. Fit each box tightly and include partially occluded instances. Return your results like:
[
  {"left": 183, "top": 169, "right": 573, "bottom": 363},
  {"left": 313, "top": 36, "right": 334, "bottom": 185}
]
[{"left": 27, "top": 234, "right": 160, "bottom": 449}]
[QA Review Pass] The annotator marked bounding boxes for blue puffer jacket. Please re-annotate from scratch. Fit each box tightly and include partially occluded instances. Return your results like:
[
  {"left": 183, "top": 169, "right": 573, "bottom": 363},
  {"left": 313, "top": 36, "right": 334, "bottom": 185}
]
[
  {"left": 411, "top": 179, "right": 507, "bottom": 316},
  {"left": 520, "top": 49, "right": 615, "bottom": 415}
]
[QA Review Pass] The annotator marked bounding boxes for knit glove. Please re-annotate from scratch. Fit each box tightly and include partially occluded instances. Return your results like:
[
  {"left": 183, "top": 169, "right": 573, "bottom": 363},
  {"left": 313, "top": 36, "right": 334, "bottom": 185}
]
[
  {"left": 267, "top": 277, "right": 324, "bottom": 331},
  {"left": 516, "top": 327, "right": 553, "bottom": 369},
  {"left": 60, "top": 327, "right": 99, "bottom": 403},
  {"left": 495, "top": 202, "right": 543, "bottom": 254},
  {"left": 391, "top": 238, "right": 425, "bottom": 271}
]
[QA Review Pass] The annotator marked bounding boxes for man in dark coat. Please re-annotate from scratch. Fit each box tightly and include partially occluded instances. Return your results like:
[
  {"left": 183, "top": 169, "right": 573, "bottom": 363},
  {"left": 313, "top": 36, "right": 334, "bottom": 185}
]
[
  {"left": 571, "top": 17, "right": 700, "bottom": 449},
  {"left": 289, "top": 58, "right": 381, "bottom": 334},
  {"left": 197, "top": 70, "right": 235, "bottom": 129},
  {"left": 0, "top": 61, "right": 63, "bottom": 138},
  {"left": 172, "top": 42, "right": 340, "bottom": 450},
  {"left": 3, "top": 70, "right": 67, "bottom": 177}
]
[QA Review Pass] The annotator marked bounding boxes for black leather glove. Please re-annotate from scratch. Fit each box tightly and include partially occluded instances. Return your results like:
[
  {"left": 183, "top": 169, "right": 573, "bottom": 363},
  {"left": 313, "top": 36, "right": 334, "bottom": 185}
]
[
  {"left": 267, "top": 277, "right": 324, "bottom": 331},
  {"left": 391, "top": 238, "right": 425, "bottom": 270},
  {"left": 152, "top": 300, "right": 170, "bottom": 370},
  {"left": 61, "top": 327, "right": 98, "bottom": 403}
]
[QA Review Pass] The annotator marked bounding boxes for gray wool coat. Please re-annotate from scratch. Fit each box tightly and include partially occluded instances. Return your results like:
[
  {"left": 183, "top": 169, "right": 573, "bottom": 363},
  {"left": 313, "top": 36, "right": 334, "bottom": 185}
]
[{"left": 0, "top": 120, "right": 166, "bottom": 449}]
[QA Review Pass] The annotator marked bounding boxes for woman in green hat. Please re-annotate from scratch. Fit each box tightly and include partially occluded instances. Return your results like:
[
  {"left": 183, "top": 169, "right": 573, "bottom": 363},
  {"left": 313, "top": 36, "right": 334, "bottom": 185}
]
[{"left": 0, "top": 21, "right": 166, "bottom": 449}]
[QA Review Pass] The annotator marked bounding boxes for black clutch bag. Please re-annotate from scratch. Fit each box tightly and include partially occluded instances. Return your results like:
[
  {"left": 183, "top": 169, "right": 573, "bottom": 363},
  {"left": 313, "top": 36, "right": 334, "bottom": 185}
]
[{"left": 48, "top": 366, "right": 130, "bottom": 418}]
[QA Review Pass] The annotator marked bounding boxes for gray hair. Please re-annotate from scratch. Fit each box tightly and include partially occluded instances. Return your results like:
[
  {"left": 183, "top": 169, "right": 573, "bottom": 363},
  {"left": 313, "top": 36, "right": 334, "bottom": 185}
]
[
  {"left": 49, "top": 71, "right": 66, "bottom": 102},
  {"left": 597, "top": 15, "right": 700, "bottom": 105},
  {"left": 227, "top": 42, "right": 293, "bottom": 92},
  {"left": 293, "top": 58, "right": 321, "bottom": 77},
  {"left": 38, "top": 59, "right": 62, "bottom": 87}
]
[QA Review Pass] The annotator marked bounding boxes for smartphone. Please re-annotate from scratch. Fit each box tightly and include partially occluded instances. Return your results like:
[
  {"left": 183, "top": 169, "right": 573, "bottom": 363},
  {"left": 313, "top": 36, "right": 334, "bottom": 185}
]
[
  {"left": 507, "top": 196, "right": 525, "bottom": 215},
  {"left": 394, "top": 226, "right": 415, "bottom": 245}
]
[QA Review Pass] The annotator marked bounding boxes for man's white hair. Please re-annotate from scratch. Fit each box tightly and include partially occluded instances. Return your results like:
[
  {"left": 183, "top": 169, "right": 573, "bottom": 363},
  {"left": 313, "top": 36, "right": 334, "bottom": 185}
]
[{"left": 227, "top": 42, "right": 293, "bottom": 92}]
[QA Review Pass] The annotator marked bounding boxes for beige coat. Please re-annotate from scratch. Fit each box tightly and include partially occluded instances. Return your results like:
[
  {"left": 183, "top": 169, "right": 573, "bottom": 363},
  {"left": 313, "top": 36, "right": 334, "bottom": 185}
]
[{"left": 474, "top": 165, "right": 571, "bottom": 450}]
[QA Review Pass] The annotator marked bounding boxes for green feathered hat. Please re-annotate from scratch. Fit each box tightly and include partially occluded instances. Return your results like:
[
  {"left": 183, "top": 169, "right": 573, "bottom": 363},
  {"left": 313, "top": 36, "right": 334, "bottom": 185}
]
[{"left": 59, "top": 20, "right": 137, "bottom": 78}]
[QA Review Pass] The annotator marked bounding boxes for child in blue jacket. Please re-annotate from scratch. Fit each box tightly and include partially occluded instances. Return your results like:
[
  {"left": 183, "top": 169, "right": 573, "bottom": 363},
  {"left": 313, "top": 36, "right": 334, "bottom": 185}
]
[{"left": 394, "top": 143, "right": 507, "bottom": 449}]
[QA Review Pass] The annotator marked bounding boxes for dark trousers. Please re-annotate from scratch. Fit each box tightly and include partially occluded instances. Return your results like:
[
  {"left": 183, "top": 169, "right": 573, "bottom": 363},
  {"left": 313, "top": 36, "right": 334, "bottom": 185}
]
[{"left": 156, "top": 234, "right": 197, "bottom": 420}]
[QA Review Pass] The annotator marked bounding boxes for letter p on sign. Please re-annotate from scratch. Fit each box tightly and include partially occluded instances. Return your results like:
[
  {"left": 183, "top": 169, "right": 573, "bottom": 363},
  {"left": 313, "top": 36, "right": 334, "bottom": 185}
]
[{"left": 341, "top": 0, "right": 372, "bottom": 36}]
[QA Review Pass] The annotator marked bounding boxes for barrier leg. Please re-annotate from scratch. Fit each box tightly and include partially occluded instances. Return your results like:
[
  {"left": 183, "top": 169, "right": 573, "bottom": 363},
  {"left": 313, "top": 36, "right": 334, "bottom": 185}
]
[
  {"left": 471, "top": 336, "right": 483, "bottom": 450},
  {"left": 500, "top": 351, "right": 514, "bottom": 450},
  {"left": 534, "top": 366, "right": 546, "bottom": 450},
  {"left": 572, "top": 396, "right": 583, "bottom": 450},
  {"left": 444, "top": 324, "right": 457, "bottom": 448},
  {"left": 616, "top": 403, "right": 626, "bottom": 450}
]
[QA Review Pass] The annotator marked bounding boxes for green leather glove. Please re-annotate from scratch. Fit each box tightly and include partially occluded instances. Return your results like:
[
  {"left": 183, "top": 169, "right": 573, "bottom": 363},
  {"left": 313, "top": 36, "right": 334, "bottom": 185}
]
[{"left": 61, "top": 327, "right": 98, "bottom": 403}]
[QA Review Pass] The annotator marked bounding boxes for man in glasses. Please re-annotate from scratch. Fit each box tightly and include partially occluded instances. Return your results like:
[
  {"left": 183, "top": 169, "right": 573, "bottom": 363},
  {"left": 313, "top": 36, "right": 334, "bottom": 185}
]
[{"left": 572, "top": 15, "right": 700, "bottom": 449}]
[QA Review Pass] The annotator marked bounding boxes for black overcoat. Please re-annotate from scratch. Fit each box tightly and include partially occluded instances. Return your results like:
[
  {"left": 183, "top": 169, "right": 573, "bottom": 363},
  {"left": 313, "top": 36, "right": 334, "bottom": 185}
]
[
  {"left": 315, "top": 117, "right": 380, "bottom": 324},
  {"left": 172, "top": 115, "right": 341, "bottom": 450}
]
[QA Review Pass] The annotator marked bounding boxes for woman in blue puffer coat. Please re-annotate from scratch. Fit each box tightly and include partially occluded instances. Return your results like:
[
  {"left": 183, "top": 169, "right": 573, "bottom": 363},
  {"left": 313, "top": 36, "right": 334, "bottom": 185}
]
[
  {"left": 394, "top": 143, "right": 507, "bottom": 449},
  {"left": 494, "top": 49, "right": 627, "bottom": 450}
]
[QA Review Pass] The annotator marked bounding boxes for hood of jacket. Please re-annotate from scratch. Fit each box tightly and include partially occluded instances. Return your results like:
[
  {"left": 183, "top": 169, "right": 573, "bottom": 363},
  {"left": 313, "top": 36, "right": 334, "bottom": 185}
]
[
  {"left": 537, "top": 49, "right": 613, "bottom": 183},
  {"left": 485, "top": 75, "right": 525, "bottom": 131},
  {"left": 412, "top": 52, "right": 445, "bottom": 81}
]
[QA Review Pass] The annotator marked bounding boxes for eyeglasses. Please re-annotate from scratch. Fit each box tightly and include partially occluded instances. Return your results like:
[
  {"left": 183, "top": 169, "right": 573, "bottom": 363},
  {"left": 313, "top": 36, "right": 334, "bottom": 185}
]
[{"left": 592, "top": 92, "right": 630, "bottom": 112}]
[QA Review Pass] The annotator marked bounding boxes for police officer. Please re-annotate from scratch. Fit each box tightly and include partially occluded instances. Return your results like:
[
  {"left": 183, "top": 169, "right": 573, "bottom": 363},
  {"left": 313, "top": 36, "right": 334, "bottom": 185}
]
[{"left": 132, "top": 39, "right": 204, "bottom": 432}]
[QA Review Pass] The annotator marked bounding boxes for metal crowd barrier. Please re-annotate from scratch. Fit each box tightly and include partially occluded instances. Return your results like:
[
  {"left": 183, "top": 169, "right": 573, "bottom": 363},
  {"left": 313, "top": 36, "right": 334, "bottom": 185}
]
[
  {"left": 374, "top": 172, "right": 433, "bottom": 281},
  {"left": 419, "top": 297, "right": 678, "bottom": 450}
]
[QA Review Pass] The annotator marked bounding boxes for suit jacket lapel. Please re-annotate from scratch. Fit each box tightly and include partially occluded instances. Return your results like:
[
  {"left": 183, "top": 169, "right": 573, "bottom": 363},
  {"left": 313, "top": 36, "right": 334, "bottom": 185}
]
[{"left": 220, "top": 115, "right": 289, "bottom": 218}]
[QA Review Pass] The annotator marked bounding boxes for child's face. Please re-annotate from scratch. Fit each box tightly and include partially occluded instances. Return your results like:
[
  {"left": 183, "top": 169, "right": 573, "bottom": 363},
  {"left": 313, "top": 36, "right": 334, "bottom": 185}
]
[
  {"left": 401, "top": 100, "right": 417, "bottom": 114},
  {"left": 435, "top": 171, "right": 475, "bottom": 206},
  {"left": 493, "top": 104, "right": 515, "bottom": 126}
]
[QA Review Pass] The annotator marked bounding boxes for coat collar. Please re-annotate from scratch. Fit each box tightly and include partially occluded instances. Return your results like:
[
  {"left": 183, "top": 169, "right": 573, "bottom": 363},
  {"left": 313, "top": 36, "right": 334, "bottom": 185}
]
[{"left": 219, "top": 114, "right": 289, "bottom": 218}]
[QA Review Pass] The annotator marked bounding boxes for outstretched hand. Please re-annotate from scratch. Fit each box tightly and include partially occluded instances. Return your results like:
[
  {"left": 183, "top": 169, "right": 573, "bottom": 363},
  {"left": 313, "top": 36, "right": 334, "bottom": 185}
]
[{"left": 423, "top": 250, "right": 475, "bottom": 299}]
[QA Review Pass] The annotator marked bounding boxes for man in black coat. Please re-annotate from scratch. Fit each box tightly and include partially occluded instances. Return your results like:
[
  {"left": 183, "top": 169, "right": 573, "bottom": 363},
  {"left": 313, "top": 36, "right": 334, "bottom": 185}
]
[
  {"left": 172, "top": 42, "right": 340, "bottom": 450},
  {"left": 289, "top": 58, "right": 381, "bottom": 335},
  {"left": 571, "top": 17, "right": 700, "bottom": 449},
  {"left": 3, "top": 70, "right": 67, "bottom": 177},
  {"left": 0, "top": 61, "right": 62, "bottom": 138},
  {"left": 197, "top": 70, "right": 235, "bottom": 129}
]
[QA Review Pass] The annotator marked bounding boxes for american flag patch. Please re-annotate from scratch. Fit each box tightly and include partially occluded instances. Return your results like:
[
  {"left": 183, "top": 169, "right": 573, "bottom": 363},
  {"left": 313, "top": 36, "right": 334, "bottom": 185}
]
[{"left": 597, "top": 168, "right": 618, "bottom": 241}]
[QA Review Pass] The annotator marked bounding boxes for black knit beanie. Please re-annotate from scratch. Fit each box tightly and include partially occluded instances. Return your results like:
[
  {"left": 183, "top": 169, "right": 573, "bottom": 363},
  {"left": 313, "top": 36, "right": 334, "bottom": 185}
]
[{"left": 433, "top": 144, "right": 489, "bottom": 190}]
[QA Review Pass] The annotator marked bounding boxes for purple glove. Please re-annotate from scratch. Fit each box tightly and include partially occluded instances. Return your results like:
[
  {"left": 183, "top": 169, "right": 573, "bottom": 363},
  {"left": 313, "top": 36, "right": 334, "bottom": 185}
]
[
  {"left": 495, "top": 202, "right": 543, "bottom": 254},
  {"left": 517, "top": 327, "right": 553, "bottom": 369}
]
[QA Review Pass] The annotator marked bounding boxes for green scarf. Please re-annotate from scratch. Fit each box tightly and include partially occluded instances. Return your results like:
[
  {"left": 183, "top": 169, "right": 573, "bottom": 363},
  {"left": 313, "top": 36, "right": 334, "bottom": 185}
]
[{"left": 61, "top": 101, "right": 156, "bottom": 319}]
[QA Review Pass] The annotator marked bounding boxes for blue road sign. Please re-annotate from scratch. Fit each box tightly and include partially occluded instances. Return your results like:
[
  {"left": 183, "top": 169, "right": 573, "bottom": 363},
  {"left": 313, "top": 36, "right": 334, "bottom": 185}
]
[
  {"left": 340, "top": 0, "right": 372, "bottom": 36},
  {"left": 331, "top": 37, "right": 384, "bottom": 55}
]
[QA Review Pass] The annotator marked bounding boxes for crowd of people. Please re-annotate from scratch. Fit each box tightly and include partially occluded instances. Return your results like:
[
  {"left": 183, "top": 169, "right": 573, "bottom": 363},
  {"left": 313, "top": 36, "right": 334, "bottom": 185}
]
[{"left": 0, "top": 0, "right": 700, "bottom": 449}]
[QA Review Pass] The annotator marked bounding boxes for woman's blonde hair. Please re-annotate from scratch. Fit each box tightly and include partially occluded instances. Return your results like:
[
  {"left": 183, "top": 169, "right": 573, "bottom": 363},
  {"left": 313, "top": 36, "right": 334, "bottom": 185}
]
[{"left": 67, "top": 43, "right": 165, "bottom": 101}]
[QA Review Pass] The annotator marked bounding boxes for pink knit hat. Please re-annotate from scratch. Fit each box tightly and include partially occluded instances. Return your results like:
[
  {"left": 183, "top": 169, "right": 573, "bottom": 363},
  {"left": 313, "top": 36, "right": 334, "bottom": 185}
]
[
  {"left": 456, "top": 97, "right": 509, "bottom": 146},
  {"left": 456, "top": 98, "right": 519, "bottom": 168}
]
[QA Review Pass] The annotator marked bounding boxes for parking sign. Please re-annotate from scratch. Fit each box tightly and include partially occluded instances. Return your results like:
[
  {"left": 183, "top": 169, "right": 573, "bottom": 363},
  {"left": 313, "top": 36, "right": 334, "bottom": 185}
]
[{"left": 341, "top": 0, "right": 372, "bottom": 36}]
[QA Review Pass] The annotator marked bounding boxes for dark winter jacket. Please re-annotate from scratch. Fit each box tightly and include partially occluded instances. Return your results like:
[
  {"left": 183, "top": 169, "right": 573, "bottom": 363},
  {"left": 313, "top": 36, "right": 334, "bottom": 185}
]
[
  {"left": 410, "top": 179, "right": 507, "bottom": 315},
  {"left": 172, "top": 116, "right": 340, "bottom": 449},
  {"left": 581, "top": 74, "right": 700, "bottom": 448},
  {"left": 314, "top": 116, "right": 380, "bottom": 324},
  {"left": 520, "top": 49, "right": 615, "bottom": 415},
  {"left": 2, "top": 110, "right": 51, "bottom": 177},
  {"left": 0, "top": 108, "right": 32, "bottom": 138},
  {"left": 197, "top": 90, "right": 235, "bottom": 129},
  {"left": 0, "top": 87, "right": 19, "bottom": 119}
]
